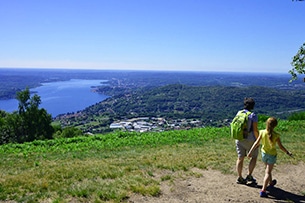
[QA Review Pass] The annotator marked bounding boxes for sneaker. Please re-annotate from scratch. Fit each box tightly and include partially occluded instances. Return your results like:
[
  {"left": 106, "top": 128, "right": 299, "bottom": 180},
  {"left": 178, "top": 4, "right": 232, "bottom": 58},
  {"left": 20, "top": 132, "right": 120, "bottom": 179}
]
[
  {"left": 246, "top": 175, "right": 257, "bottom": 183},
  {"left": 236, "top": 177, "right": 247, "bottom": 184},
  {"left": 270, "top": 179, "right": 277, "bottom": 186},
  {"left": 267, "top": 179, "right": 277, "bottom": 190},
  {"left": 260, "top": 190, "right": 268, "bottom": 198}
]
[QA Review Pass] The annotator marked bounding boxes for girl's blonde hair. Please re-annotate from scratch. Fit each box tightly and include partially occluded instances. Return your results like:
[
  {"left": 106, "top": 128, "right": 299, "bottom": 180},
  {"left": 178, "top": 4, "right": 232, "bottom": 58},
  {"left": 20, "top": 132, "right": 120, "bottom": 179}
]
[{"left": 266, "top": 117, "right": 278, "bottom": 142}]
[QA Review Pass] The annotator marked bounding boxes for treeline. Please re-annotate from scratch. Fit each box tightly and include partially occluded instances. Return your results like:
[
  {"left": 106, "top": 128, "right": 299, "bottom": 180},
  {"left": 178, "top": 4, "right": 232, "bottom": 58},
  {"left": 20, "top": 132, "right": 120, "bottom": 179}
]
[
  {"left": 0, "top": 89, "right": 82, "bottom": 145},
  {"left": 86, "top": 84, "right": 305, "bottom": 120},
  {"left": 0, "top": 75, "right": 42, "bottom": 99},
  {"left": 54, "top": 84, "right": 305, "bottom": 133}
]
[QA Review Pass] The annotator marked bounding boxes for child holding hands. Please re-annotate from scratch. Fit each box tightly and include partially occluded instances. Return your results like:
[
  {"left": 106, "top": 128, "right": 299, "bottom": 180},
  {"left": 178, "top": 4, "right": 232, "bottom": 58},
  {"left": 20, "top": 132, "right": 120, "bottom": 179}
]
[{"left": 247, "top": 117, "right": 292, "bottom": 198}]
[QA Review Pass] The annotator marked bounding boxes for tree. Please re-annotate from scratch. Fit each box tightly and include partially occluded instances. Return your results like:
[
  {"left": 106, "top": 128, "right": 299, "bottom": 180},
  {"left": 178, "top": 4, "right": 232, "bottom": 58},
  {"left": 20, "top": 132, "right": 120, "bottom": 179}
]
[
  {"left": 14, "top": 88, "right": 54, "bottom": 143},
  {"left": 289, "top": 42, "right": 305, "bottom": 82},
  {"left": 17, "top": 88, "right": 31, "bottom": 114},
  {"left": 0, "top": 110, "right": 10, "bottom": 144}
]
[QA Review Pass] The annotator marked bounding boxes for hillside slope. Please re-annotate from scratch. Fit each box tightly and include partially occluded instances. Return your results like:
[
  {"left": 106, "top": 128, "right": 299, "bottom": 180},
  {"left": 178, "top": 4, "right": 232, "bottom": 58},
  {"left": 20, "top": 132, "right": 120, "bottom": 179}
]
[{"left": 54, "top": 84, "right": 305, "bottom": 133}]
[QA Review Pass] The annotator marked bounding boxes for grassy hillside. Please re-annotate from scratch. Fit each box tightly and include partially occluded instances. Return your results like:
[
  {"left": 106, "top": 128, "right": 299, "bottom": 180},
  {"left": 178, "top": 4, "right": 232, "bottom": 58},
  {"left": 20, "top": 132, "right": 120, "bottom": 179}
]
[{"left": 0, "top": 120, "right": 304, "bottom": 202}]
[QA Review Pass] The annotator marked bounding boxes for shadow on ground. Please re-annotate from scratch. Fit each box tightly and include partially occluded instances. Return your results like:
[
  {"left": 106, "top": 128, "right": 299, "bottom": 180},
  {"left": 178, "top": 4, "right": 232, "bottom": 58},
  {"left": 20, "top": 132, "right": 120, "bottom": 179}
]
[
  {"left": 245, "top": 183, "right": 305, "bottom": 203},
  {"left": 268, "top": 187, "right": 305, "bottom": 203}
]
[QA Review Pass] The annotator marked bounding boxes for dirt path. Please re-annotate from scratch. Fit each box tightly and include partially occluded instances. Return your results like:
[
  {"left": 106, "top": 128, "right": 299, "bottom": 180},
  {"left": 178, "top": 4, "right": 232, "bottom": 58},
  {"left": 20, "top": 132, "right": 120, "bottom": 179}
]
[{"left": 129, "top": 162, "right": 305, "bottom": 203}]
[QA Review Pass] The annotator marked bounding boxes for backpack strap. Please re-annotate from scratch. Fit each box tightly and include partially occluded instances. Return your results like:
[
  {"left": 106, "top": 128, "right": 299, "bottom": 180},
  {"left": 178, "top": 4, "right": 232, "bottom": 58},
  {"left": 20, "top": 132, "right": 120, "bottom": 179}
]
[{"left": 245, "top": 110, "right": 253, "bottom": 132}]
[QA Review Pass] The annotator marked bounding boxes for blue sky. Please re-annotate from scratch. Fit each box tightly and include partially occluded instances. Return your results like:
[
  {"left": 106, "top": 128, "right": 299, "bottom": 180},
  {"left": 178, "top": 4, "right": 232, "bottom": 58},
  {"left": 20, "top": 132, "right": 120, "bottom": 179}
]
[{"left": 0, "top": 0, "right": 304, "bottom": 73}]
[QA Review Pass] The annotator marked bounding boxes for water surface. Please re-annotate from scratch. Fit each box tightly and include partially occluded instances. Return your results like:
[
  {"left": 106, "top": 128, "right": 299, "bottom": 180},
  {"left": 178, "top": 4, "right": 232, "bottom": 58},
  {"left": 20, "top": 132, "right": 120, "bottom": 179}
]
[{"left": 0, "top": 79, "right": 108, "bottom": 117}]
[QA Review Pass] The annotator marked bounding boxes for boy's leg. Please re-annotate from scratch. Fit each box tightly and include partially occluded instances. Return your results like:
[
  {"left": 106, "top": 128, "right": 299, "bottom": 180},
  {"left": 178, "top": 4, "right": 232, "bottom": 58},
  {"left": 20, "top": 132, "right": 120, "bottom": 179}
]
[
  {"left": 235, "top": 140, "right": 247, "bottom": 184},
  {"left": 236, "top": 156, "right": 247, "bottom": 184},
  {"left": 248, "top": 156, "right": 257, "bottom": 176},
  {"left": 236, "top": 156, "right": 244, "bottom": 178},
  {"left": 246, "top": 141, "right": 258, "bottom": 182}
]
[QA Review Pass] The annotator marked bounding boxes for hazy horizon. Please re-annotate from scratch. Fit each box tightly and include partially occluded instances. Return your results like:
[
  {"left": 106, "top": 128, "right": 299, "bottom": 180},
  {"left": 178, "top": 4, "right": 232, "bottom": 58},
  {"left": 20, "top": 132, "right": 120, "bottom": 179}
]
[{"left": 0, "top": 66, "right": 292, "bottom": 75}]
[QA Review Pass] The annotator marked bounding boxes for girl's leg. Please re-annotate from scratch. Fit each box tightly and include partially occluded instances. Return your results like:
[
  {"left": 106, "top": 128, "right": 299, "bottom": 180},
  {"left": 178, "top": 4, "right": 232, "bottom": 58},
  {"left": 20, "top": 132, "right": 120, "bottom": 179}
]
[
  {"left": 268, "top": 166, "right": 273, "bottom": 185},
  {"left": 262, "top": 163, "right": 274, "bottom": 191}
]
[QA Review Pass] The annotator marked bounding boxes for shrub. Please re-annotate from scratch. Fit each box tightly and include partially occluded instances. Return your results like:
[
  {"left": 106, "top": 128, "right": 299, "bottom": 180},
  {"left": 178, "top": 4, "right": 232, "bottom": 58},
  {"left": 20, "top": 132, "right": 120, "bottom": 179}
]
[
  {"left": 288, "top": 111, "right": 305, "bottom": 121},
  {"left": 58, "top": 127, "right": 83, "bottom": 138}
]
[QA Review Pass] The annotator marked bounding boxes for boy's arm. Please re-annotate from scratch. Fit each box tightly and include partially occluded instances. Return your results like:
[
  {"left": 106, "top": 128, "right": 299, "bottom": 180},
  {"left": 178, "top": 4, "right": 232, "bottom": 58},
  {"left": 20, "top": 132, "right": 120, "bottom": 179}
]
[{"left": 252, "top": 122, "right": 259, "bottom": 139}]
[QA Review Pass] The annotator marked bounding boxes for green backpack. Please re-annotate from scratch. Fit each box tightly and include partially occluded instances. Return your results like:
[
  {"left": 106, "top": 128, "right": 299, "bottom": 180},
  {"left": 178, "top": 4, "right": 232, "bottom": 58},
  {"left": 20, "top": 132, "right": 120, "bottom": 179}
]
[{"left": 230, "top": 110, "right": 251, "bottom": 140}]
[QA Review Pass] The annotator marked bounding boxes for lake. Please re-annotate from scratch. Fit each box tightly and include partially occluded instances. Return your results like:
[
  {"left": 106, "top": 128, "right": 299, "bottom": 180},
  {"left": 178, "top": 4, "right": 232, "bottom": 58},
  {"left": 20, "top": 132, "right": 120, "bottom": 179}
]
[
  {"left": 0, "top": 79, "right": 109, "bottom": 117},
  {"left": 1, "top": 68, "right": 304, "bottom": 119}
]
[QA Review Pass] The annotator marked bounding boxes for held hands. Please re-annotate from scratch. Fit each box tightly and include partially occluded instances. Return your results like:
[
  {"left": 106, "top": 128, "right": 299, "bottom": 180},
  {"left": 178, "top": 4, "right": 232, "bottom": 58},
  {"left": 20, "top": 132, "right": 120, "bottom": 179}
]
[{"left": 247, "top": 152, "right": 252, "bottom": 158}]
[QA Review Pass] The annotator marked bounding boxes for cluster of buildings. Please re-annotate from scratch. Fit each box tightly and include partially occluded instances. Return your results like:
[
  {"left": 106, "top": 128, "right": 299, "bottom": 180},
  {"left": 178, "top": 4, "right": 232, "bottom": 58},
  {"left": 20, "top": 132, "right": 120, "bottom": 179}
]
[{"left": 109, "top": 117, "right": 204, "bottom": 132}]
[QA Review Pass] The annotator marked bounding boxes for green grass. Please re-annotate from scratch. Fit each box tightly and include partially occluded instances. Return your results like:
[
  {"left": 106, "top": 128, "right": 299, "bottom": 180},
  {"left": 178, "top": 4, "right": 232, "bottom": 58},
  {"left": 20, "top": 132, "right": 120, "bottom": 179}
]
[{"left": 0, "top": 120, "right": 304, "bottom": 202}]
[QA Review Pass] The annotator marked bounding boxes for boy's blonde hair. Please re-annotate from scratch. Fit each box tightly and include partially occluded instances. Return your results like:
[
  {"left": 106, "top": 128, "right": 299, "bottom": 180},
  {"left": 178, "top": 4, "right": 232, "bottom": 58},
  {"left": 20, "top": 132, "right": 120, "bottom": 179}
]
[{"left": 266, "top": 117, "right": 278, "bottom": 142}]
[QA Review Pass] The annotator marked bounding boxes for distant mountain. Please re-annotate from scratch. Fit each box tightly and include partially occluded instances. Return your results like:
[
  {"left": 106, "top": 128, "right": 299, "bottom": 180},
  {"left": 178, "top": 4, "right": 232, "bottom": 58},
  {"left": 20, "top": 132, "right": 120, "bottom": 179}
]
[
  {"left": 2, "top": 69, "right": 305, "bottom": 133},
  {"left": 1, "top": 68, "right": 304, "bottom": 100}
]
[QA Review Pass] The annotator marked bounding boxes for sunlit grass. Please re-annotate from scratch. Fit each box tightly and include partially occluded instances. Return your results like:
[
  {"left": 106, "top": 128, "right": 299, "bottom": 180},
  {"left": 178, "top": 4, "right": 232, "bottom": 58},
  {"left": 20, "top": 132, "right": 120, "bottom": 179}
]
[{"left": 0, "top": 120, "right": 304, "bottom": 202}]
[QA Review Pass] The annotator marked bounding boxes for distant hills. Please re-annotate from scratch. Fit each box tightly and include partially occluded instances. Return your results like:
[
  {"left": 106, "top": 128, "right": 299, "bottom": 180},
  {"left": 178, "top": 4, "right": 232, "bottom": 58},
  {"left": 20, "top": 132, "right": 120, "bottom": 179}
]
[
  {"left": 54, "top": 84, "right": 305, "bottom": 133},
  {"left": 1, "top": 68, "right": 303, "bottom": 100},
  {"left": 1, "top": 68, "right": 305, "bottom": 133}
]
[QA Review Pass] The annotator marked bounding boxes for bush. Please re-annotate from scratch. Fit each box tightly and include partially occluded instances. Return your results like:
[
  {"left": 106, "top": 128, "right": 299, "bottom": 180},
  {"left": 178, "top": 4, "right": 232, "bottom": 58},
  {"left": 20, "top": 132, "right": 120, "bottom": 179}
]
[
  {"left": 288, "top": 111, "right": 305, "bottom": 121},
  {"left": 258, "top": 114, "right": 270, "bottom": 122},
  {"left": 59, "top": 127, "right": 83, "bottom": 138}
]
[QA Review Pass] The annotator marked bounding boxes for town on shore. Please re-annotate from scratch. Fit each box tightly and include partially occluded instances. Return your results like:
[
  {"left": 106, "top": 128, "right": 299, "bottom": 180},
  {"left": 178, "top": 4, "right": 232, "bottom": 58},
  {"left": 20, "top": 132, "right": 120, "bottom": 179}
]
[{"left": 109, "top": 117, "right": 230, "bottom": 133}]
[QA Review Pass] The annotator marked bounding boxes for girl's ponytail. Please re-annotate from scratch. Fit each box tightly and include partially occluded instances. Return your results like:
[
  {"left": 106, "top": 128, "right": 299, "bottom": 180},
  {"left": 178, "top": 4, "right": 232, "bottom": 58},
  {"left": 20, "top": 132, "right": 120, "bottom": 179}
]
[{"left": 266, "top": 117, "right": 278, "bottom": 143}]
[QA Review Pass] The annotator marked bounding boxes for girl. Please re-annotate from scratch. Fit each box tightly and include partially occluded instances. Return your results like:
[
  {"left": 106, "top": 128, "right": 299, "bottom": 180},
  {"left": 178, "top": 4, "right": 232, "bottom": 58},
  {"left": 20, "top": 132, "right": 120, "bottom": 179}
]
[{"left": 247, "top": 117, "right": 292, "bottom": 198}]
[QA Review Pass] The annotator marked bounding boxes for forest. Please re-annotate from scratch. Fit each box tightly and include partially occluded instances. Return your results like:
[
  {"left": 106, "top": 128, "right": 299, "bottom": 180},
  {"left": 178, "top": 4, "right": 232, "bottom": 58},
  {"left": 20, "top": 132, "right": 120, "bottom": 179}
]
[{"left": 54, "top": 84, "right": 305, "bottom": 133}]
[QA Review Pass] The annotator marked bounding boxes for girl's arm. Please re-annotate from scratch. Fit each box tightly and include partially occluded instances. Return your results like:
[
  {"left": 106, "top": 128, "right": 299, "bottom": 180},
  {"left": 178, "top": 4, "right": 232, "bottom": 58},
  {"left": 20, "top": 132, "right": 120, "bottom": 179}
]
[
  {"left": 247, "top": 135, "right": 262, "bottom": 157},
  {"left": 276, "top": 138, "right": 292, "bottom": 156}
]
